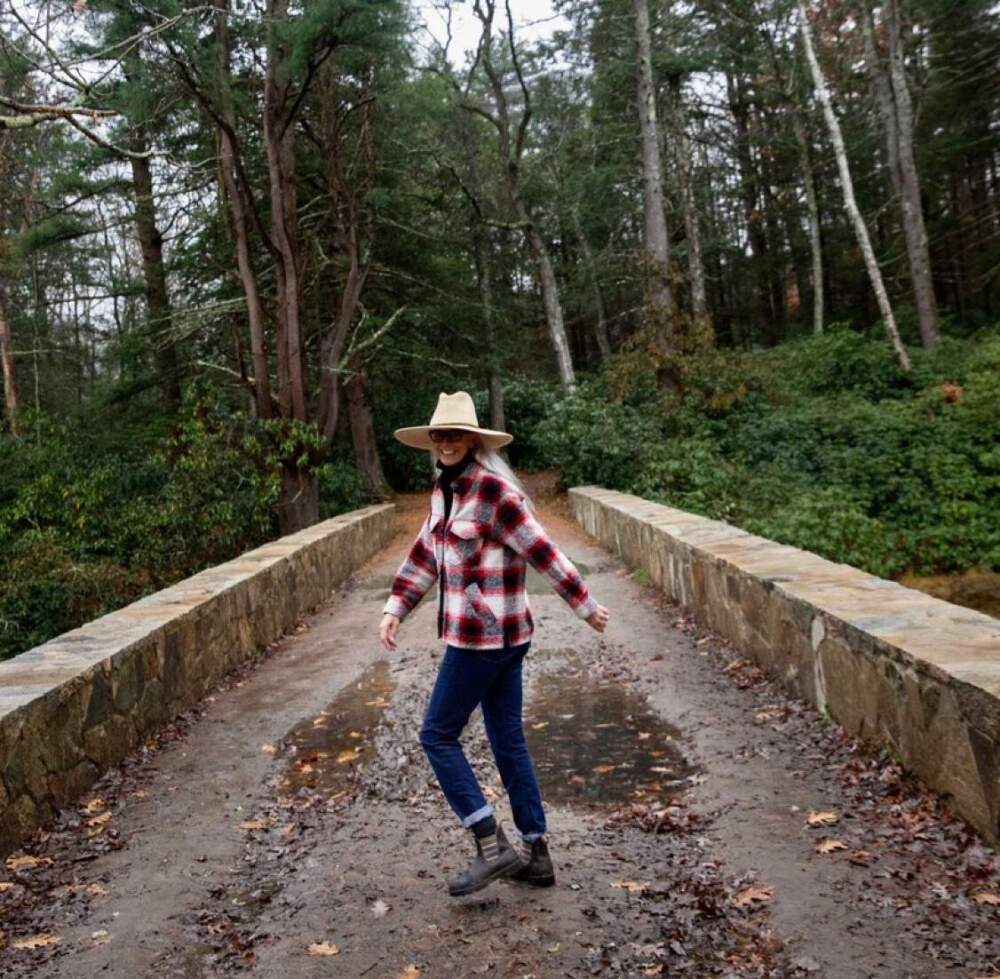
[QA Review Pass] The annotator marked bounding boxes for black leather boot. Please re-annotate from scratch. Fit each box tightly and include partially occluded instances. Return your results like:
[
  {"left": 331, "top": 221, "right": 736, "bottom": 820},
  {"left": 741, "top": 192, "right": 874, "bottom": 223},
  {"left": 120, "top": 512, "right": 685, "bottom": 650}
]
[
  {"left": 447, "top": 824, "right": 523, "bottom": 897},
  {"left": 510, "top": 836, "right": 555, "bottom": 887}
]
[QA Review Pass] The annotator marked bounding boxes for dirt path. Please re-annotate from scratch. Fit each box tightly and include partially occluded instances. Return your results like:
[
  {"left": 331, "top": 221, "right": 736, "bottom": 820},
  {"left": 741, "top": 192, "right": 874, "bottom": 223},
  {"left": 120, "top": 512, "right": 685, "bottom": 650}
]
[{"left": 1, "top": 478, "right": 998, "bottom": 978}]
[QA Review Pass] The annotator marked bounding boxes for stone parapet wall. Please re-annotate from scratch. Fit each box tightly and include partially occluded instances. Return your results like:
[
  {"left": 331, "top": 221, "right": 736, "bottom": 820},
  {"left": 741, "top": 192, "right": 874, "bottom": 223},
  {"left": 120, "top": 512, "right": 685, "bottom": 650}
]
[
  {"left": 569, "top": 487, "right": 1000, "bottom": 842},
  {"left": 0, "top": 503, "right": 395, "bottom": 855}
]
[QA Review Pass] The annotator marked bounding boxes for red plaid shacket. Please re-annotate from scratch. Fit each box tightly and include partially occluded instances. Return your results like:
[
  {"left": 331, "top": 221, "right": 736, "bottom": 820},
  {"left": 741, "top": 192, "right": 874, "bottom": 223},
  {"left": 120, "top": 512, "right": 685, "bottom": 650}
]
[{"left": 383, "top": 460, "right": 598, "bottom": 649}]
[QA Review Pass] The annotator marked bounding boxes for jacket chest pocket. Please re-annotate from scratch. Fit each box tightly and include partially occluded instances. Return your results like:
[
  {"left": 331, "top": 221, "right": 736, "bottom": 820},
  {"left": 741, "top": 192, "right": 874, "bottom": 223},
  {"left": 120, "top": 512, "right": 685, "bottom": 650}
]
[{"left": 445, "top": 519, "right": 485, "bottom": 566}]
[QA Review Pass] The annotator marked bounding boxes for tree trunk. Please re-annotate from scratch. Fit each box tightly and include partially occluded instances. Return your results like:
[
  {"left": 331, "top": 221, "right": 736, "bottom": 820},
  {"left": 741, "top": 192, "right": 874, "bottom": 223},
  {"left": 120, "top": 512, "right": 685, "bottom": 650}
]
[
  {"left": 666, "top": 78, "right": 712, "bottom": 348},
  {"left": 791, "top": 109, "right": 824, "bottom": 335},
  {"left": 0, "top": 289, "right": 18, "bottom": 436},
  {"left": 474, "top": 234, "right": 507, "bottom": 431},
  {"left": 346, "top": 369, "right": 390, "bottom": 500},
  {"left": 633, "top": 0, "right": 674, "bottom": 324},
  {"left": 728, "top": 72, "right": 772, "bottom": 345},
  {"left": 214, "top": 1, "right": 272, "bottom": 420},
  {"left": 264, "top": 0, "right": 307, "bottom": 422},
  {"left": 799, "top": 0, "right": 911, "bottom": 371},
  {"left": 884, "top": 0, "right": 939, "bottom": 348},
  {"left": 862, "top": 3, "right": 939, "bottom": 349},
  {"left": 570, "top": 206, "right": 611, "bottom": 360},
  {"left": 515, "top": 198, "right": 576, "bottom": 393},
  {"left": 277, "top": 467, "right": 319, "bottom": 536}
]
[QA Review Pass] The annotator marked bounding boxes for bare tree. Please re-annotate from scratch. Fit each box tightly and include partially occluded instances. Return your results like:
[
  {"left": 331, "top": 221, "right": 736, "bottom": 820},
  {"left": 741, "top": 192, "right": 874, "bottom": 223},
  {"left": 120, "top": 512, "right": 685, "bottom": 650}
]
[
  {"left": 798, "top": 0, "right": 911, "bottom": 371},
  {"left": 467, "top": 0, "right": 576, "bottom": 393}
]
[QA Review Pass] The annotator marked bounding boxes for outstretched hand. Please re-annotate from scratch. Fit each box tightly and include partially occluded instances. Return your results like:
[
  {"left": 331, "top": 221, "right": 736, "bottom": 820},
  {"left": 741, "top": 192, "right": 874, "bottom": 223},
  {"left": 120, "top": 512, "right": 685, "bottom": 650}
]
[
  {"left": 379, "top": 613, "right": 400, "bottom": 652},
  {"left": 586, "top": 604, "right": 610, "bottom": 633}
]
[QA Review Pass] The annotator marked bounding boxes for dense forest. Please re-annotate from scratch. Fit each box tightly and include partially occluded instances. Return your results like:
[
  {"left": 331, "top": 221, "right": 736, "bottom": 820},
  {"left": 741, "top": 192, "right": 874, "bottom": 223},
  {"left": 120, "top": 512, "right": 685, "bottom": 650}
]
[{"left": 0, "top": 0, "right": 997, "bottom": 660}]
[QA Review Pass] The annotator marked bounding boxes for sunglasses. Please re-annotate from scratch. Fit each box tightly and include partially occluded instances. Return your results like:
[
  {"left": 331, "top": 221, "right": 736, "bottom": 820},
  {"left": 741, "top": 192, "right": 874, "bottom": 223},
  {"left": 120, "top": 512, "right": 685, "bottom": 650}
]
[{"left": 429, "top": 429, "right": 469, "bottom": 443}]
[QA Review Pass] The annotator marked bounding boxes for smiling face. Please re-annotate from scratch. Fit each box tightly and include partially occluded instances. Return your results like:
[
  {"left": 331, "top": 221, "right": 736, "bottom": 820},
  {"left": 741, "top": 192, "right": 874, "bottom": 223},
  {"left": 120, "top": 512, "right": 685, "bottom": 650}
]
[{"left": 429, "top": 429, "right": 478, "bottom": 465}]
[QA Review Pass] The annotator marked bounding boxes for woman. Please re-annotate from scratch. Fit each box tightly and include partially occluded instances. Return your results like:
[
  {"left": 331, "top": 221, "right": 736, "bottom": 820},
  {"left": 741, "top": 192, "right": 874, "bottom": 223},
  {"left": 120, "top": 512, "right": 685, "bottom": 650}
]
[{"left": 379, "top": 391, "right": 609, "bottom": 897}]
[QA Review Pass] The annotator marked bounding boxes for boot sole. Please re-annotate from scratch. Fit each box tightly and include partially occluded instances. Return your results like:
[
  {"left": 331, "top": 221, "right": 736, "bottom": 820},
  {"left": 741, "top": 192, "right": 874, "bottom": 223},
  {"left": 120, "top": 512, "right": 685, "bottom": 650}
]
[
  {"left": 448, "top": 854, "right": 522, "bottom": 897},
  {"left": 510, "top": 873, "right": 555, "bottom": 888}
]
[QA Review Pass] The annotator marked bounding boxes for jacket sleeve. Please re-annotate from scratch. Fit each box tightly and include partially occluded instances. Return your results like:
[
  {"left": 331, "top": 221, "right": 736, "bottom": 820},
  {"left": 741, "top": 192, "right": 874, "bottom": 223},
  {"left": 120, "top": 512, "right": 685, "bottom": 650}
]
[
  {"left": 493, "top": 491, "right": 599, "bottom": 621},
  {"left": 383, "top": 513, "right": 439, "bottom": 621}
]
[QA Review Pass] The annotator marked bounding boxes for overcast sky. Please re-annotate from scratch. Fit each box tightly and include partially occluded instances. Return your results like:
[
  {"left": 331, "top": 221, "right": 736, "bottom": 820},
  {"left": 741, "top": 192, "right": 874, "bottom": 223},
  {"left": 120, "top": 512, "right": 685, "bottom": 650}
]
[{"left": 411, "top": 0, "right": 571, "bottom": 65}]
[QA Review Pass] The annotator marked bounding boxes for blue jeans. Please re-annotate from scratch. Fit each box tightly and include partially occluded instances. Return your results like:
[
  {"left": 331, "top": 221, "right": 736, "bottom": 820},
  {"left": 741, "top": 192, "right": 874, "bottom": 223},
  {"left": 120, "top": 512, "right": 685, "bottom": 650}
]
[{"left": 419, "top": 643, "right": 546, "bottom": 840}]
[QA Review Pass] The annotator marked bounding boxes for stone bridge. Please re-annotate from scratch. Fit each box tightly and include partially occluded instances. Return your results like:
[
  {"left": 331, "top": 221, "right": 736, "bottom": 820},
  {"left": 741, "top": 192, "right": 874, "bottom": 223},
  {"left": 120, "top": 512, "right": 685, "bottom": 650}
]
[{"left": 0, "top": 483, "right": 997, "bottom": 977}]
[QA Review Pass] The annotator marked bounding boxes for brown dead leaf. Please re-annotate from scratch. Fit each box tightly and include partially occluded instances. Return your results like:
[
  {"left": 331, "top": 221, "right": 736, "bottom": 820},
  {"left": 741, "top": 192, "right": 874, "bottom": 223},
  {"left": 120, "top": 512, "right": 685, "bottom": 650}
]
[
  {"left": 335, "top": 749, "right": 357, "bottom": 764},
  {"left": 83, "top": 798, "right": 105, "bottom": 814},
  {"left": 848, "top": 850, "right": 873, "bottom": 866},
  {"left": 5, "top": 855, "right": 53, "bottom": 871},
  {"left": 0, "top": 881, "right": 15, "bottom": 892},
  {"left": 610, "top": 880, "right": 649, "bottom": 893},
  {"left": 238, "top": 817, "right": 274, "bottom": 831},
  {"left": 816, "top": 839, "right": 848, "bottom": 854},
  {"left": 12, "top": 932, "right": 61, "bottom": 949},
  {"left": 806, "top": 810, "right": 839, "bottom": 827},
  {"left": 642, "top": 967, "right": 665, "bottom": 977},
  {"left": 733, "top": 884, "right": 774, "bottom": 907},
  {"left": 397, "top": 967, "right": 420, "bottom": 979},
  {"left": 365, "top": 697, "right": 390, "bottom": 708},
  {"left": 308, "top": 941, "right": 340, "bottom": 956},
  {"left": 972, "top": 891, "right": 1000, "bottom": 906},
  {"left": 86, "top": 811, "right": 112, "bottom": 828},
  {"left": 592, "top": 764, "right": 616, "bottom": 774}
]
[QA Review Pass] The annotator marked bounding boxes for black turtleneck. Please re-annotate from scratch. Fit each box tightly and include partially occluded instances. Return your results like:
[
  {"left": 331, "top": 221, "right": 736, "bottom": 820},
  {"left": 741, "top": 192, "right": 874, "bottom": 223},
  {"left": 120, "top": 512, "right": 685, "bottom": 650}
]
[
  {"left": 434, "top": 449, "right": 475, "bottom": 638},
  {"left": 436, "top": 449, "right": 476, "bottom": 524}
]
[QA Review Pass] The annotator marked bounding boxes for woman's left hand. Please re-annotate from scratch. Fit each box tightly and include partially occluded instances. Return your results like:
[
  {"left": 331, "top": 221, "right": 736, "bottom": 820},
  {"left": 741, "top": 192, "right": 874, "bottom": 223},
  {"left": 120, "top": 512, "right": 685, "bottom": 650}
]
[{"left": 586, "top": 604, "right": 610, "bottom": 633}]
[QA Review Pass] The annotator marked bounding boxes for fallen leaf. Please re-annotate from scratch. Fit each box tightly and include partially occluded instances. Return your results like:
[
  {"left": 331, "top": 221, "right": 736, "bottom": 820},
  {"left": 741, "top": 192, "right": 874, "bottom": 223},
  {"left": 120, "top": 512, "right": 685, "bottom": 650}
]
[
  {"left": 397, "top": 967, "right": 420, "bottom": 979},
  {"left": 0, "top": 882, "right": 15, "bottom": 892},
  {"left": 365, "top": 698, "right": 389, "bottom": 707},
  {"left": 335, "top": 749, "right": 357, "bottom": 764},
  {"left": 531, "top": 721, "right": 549, "bottom": 730},
  {"left": 610, "top": 880, "right": 649, "bottom": 893},
  {"left": 547, "top": 941, "right": 560, "bottom": 953},
  {"left": 848, "top": 850, "right": 873, "bottom": 866},
  {"left": 806, "top": 810, "right": 839, "bottom": 827},
  {"left": 83, "top": 798, "right": 105, "bottom": 813},
  {"left": 12, "top": 932, "right": 61, "bottom": 949},
  {"left": 733, "top": 884, "right": 774, "bottom": 907},
  {"left": 239, "top": 817, "right": 274, "bottom": 831},
  {"left": 972, "top": 891, "right": 1000, "bottom": 906},
  {"left": 371, "top": 898, "right": 390, "bottom": 917},
  {"left": 91, "top": 929, "right": 111, "bottom": 944},
  {"left": 87, "top": 812, "right": 112, "bottom": 828},
  {"left": 308, "top": 941, "right": 340, "bottom": 956},
  {"left": 816, "top": 839, "right": 848, "bottom": 854},
  {"left": 642, "top": 967, "right": 665, "bottom": 977},
  {"left": 592, "top": 764, "right": 616, "bottom": 774},
  {"left": 5, "top": 855, "right": 53, "bottom": 870},
  {"left": 260, "top": 744, "right": 277, "bottom": 755},
  {"left": 86, "top": 883, "right": 110, "bottom": 896}
]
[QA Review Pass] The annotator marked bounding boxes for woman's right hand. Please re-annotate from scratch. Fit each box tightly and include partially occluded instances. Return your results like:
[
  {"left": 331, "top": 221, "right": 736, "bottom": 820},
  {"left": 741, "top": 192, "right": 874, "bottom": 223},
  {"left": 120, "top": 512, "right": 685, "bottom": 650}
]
[{"left": 379, "top": 613, "right": 401, "bottom": 652}]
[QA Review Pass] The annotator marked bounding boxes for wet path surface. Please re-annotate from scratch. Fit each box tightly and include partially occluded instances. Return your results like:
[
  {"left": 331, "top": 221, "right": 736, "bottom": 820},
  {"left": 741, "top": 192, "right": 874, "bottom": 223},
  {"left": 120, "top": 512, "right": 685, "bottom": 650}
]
[{"left": 1, "top": 478, "right": 998, "bottom": 978}]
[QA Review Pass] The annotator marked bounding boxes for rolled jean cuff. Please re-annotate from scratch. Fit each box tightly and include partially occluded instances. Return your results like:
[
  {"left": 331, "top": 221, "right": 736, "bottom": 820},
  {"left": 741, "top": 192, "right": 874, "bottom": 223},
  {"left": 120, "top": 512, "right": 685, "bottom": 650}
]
[
  {"left": 461, "top": 803, "right": 494, "bottom": 829},
  {"left": 522, "top": 831, "right": 543, "bottom": 842}
]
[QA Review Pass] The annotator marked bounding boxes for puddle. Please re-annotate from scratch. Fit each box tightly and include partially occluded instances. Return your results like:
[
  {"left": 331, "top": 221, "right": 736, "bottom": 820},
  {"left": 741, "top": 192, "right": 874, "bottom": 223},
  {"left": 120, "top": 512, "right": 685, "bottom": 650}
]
[
  {"left": 525, "top": 672, "right": 695, "bottom": 806},
  {"left": 278, "top": 660, "right": 394, "bottom": 800}
]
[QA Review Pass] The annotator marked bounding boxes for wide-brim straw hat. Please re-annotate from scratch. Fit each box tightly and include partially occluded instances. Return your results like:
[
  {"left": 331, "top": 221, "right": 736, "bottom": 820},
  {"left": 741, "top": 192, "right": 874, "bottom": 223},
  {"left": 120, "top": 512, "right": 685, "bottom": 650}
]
[{"left": 394, "top": 391, "right": 513, "bottom": 450}]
